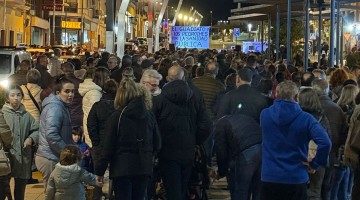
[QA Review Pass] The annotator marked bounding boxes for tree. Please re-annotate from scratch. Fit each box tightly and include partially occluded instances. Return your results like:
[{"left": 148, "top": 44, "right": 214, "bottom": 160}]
[{"left": 270, "top": 19, "right": 304, "bottom": 59}]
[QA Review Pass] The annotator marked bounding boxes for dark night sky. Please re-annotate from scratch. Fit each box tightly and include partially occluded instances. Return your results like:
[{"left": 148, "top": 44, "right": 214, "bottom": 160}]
[{"left": 169, "top": 0, "right": 234, "bottom": 26}]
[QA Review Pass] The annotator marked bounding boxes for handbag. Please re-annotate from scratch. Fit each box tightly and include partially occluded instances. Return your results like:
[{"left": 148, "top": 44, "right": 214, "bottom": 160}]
[{"left": 0, "top": 149, "right": 11, "bottom": 176}]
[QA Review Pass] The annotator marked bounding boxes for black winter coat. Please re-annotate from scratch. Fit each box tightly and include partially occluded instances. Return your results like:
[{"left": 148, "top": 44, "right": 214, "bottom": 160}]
[
  {"left": 217, "top": 84, "right": 269, "bottom": 121},
  {"left": 214, "top": 114, "right": 262, "bottom": 177},
  {"left": 152, "top": 80, "right": 211, "bottom": 161},
  {"left": 95, "top": 97, "right": 161, "bottom": 178},
  {"left": 87, "top": 93, "right": 116, "bottom": 148}
]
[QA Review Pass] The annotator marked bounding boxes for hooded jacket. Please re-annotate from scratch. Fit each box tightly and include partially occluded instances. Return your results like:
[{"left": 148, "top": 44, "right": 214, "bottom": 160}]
[
  {"left": 36, "top": 94, "right": 72, "bottom": 162},
  {"left": 79, "top": 79, "right": 103, "bottom": 148},
  {"left": 152, "top": 80, "right": 211, "bottom": 161},
  {"left": 95, "top": 97, "right": 161, "bottom": 178},
  {"left": 260, "top": 100, "right": 332, "bottom": 184},
  {"left": 2, "top": 103, "right": 39, "bottom": 179},
  {"left": 45, "top": 163, "right": 97, "bottom": 200}
]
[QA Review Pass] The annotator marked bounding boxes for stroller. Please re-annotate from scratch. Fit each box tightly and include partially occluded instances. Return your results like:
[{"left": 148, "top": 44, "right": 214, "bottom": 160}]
[
  {"left": 187, "top": 145, "right": 210, "bottom": 200},
  {"left": 154, "top": 145, "right": 210, "bottom": 200}
]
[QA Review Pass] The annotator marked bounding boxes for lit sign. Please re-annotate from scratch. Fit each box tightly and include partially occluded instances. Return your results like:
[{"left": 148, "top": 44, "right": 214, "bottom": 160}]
[
  {"left": 242, "top": 41, "right": 268, "bottom": 53},
  {"left": 171, "top": 26, "right": 210, "bottom": 49},
  {"left": 61, "top": 21, "right": 81, "bottom": 29}
]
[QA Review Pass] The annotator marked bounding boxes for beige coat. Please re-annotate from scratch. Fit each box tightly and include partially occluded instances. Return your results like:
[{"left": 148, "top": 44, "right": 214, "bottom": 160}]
[{"left": 21, "top": 83, "right": 43, "bottom": 123}]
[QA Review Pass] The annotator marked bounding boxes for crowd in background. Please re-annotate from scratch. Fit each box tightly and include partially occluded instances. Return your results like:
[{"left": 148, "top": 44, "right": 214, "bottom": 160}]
[{"left": 0, "top": 46, "right": 360, "bottom": 200}]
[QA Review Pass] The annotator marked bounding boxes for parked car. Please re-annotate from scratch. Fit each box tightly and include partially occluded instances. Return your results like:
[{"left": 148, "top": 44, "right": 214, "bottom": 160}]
[{"left": 0, "top": 46, "right": 32, "bottom": 87}]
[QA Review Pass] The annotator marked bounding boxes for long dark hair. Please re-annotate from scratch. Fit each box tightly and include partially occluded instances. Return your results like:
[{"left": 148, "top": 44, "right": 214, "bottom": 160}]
[{"left": 54, "top": 75, "right": 74, "bottom": 94}]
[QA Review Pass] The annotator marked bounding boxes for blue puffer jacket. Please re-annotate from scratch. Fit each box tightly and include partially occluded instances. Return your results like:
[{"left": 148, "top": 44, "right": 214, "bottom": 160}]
[{"left": 36, "top": 93, "right": 73, "bottom": 162}]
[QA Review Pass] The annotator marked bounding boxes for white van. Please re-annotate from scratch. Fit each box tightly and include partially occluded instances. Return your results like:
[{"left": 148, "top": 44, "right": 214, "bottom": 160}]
[{"left": 0, "top": 46, "right": 32, "bottom": 87}]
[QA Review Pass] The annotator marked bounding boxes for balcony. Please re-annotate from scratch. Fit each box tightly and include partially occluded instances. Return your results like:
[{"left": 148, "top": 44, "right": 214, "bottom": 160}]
[{"left": 5, "top": 0, "right": 27, "bottom": 9}]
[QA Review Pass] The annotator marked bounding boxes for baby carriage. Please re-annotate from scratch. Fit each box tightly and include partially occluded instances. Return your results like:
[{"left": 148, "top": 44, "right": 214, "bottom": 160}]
[{"left": 187, "top": 145, "right": 210, "bottom": 200}]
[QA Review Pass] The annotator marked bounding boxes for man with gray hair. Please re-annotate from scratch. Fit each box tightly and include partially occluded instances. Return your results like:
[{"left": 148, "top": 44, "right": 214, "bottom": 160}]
[
  {"left": 312, "top": 78, "right": 346, "bottom": 200},
  {"left": 152, "top": 65, "right": 211, "bottom": 200},
  {"left": 261, "top": 80, "right": 331, "bottom": 200},
  {"left": 48, "top": 48, "right": 62, "bottom": 77},
  {"left": 140, "top": 69, "right": 162, "bottom": 96}
]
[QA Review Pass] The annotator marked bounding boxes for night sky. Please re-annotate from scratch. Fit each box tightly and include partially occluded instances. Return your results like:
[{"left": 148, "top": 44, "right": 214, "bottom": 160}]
[{"left": 170, "top": 0, "right": 234, "bottom": 26}]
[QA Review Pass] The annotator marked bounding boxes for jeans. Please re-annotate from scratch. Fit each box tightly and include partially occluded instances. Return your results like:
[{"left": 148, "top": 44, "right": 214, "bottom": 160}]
[
  {"left": 159, "top": 159, "right": 193, "bottom": 200},
  {"left": 14, "top": 178, "right": 27, "bottom": 200},
  {"left": 261, "top": 182, "right": 307, "bottom": 200},
  {"left": 35, "top": 156, "right": 56, "bottom": 191},
  {"left": 322, "top": 167, "right": 336, "bottom": 200},
  {"left": 112, "top": 175, "right": 149, "bottom": 200},
  {"left": 0, "top": 175, "right": 12, "bottom": 200},
  {"left": 331, "top": 166, "right": 350, "bottom": 200},
  {"left": 308, "top": 167, "right": 326, "bottom": 200},
  {"left": 228, "top": 144, "right": 261, "bottom": 200},
  {"left": 352, "top": 168, "right": 360, "bottom": 200}
]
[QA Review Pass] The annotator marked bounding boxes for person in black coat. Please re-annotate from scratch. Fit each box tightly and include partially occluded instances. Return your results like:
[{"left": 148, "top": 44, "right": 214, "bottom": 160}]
[
  {"left": 214, "top": 113, "right": 262, "bottom": 200},
  {"left": 217, "top": 68, "right": 269, "bottom": 121},
  {"left": 152, "top": 65, "right": 211, "bottom": 200},
  {"left": 95, "top": 77, "right": 161, "bottom": 200},
  {"left": 88, "top": 79, "right": 117, "bottom": 162}
]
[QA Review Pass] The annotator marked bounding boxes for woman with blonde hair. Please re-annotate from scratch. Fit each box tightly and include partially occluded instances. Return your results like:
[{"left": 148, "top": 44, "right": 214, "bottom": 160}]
[{"left": 94, "top": 76, "right": 161, "bottom": 200}]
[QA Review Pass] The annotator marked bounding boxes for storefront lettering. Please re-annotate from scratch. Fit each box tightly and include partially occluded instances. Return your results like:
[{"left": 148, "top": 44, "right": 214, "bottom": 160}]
[{"left": 61, "top": 21, "right": 81, "bottom": 29}]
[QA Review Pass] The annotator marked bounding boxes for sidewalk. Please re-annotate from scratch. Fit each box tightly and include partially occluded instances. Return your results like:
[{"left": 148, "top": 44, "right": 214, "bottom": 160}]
[{"left": 17, "top": 172, "right": 229, "bottom": 200}]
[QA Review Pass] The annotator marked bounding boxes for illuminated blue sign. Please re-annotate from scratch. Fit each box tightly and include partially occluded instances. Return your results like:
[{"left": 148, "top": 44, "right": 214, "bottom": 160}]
[
  {"left": 171, "top": 26, "right": 210, "bottom": 49},
  {"left": 242, "top": 41, "right": 268, "bottom": 53}
]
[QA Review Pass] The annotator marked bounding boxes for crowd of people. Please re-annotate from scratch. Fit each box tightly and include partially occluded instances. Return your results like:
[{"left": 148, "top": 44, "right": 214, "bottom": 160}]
[{"left": 0, "top": 47, "right": 359, "bottom": 200}]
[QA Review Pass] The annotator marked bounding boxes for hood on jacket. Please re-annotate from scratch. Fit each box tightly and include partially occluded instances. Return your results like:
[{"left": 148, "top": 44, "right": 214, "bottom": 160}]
[
  {"left": 122, "top": 96, "right": 147, "bottom": 119},
  {"left": 52, "top": 163, "right": 82, "bottom": 187},
  {"left": 2, "top": 103, "right": 27, "bottom": 115},
  {"left": 42, "top": 93, "right": 66, "bottom": 108},
  {"left": 162, "top": 80, "right": 193, "bottom": 104},
  {"left": 78, "top": 79, "right": 102, "bottom": 97},
  {"left": 268, "top": 100, "right": 302, "bottom": 126}
]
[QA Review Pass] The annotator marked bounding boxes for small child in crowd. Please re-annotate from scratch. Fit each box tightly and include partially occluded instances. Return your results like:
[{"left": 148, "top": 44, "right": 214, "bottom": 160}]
[
  {"left": 45, "top": 145, "right": 103, "bottom": 200},
  {"left": 72, "top": 127, "right": 90, "bottom": 171}
]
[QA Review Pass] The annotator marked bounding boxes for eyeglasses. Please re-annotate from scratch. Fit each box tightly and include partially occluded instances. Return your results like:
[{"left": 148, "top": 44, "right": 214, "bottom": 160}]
[{"left": 143, "top": 81, "right": 159, "bottom": 88}]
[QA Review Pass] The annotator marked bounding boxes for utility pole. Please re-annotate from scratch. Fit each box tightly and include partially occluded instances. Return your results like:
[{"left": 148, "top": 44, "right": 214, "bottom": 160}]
[
  {"left": 53, "top": 0, "right": 55, "bottom": 45},
  {"left": 80, "top": 0, "right": 84, "bottom": 46},
  {"left": 210, "top": 11, "right": 212, "bottom": 36}
]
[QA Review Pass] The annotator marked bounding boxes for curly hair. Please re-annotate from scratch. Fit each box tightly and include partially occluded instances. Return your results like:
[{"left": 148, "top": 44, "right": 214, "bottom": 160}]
[{"left": 329, "top": 68, "right": 349, "bottom": 88}]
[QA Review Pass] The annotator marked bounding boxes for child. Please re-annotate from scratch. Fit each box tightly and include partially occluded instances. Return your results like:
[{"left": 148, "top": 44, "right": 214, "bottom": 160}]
[
  {"left": 45, "top": 145, "right": 103, "bottom": 200},
  {"left": 72, "top": 127, "right": 90, "bottom": 171}
]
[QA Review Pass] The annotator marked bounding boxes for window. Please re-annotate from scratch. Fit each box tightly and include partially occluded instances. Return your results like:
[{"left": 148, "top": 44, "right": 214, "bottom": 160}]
[{"left": 0, "top": 54, "right": 12, "bottom": 74}]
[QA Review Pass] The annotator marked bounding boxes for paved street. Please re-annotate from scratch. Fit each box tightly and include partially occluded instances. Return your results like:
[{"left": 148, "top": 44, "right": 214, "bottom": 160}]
[{"left": 15, "top": 172, "right": 230, "bottom": 200}]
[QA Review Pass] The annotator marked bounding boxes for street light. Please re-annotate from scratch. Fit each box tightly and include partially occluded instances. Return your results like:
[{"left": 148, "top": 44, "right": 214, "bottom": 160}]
[
  {"left": 178, "top": 13, "right": 183, "bottom": 20},
  {"left": 248, "top": 24, "right": 252, "bottom": 32},
  {"left": 184, "top": 15, "right": 188, "bottom": 26}
]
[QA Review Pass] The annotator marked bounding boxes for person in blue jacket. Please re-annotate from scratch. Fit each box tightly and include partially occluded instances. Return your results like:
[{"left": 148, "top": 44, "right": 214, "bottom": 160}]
[{"left": 260, "top": 80, "right": 332, "bottom": 200}]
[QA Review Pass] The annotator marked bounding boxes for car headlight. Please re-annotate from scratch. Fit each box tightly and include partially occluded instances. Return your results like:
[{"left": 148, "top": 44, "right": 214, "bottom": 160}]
[{"left": 0, "top": 80, "right": 9, "bottom": 88}]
